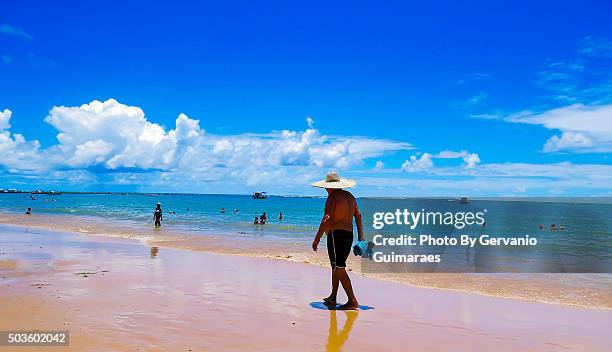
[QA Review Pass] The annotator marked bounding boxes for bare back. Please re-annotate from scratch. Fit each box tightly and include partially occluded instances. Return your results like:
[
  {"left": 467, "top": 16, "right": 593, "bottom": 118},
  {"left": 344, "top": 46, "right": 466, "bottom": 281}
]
[{"left": 325, "top": 189, "right": 359, "bottom": 232}]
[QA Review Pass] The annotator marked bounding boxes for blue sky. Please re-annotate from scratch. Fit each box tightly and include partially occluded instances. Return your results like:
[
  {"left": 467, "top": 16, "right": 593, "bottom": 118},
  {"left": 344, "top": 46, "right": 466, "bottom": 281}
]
[{"left": 1, "top": 1, "right": 611, "bottom": 196}]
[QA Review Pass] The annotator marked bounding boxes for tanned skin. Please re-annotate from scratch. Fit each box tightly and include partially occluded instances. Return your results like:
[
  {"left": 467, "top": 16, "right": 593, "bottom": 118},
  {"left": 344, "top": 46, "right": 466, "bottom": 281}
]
[{"left": 312, "top": 188, "right": 364, "bottom": 310}]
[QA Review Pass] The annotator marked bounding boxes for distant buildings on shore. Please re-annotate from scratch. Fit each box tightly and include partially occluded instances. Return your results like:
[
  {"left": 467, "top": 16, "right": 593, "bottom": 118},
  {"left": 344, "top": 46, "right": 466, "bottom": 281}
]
[
  {"left": 0, "top": 189, "right": 62, "bottom": 194},
  {"left": 0, "top": 188, "right": 19, "bottom": 193}
]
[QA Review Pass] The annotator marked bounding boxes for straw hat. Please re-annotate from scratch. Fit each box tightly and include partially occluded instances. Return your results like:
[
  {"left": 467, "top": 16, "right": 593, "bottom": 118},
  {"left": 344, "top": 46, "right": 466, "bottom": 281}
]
[{"left": 310, "top": 172, "right": 356, "bottom": 189}]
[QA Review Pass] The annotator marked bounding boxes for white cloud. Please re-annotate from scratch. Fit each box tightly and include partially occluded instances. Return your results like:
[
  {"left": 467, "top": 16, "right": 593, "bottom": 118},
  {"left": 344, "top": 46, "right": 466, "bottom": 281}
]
[
  {"left": 400, "top": 160, "right": 612, "bottom": 182},
  {"left": 1, "top": 99, "right": 412, "bottom": 188},
  {"left": 534, "top": 60, "right": 586, "bottom": 102},
  {"left": 44, "top": 99, "right": 196, "bottom": 170},
  {"left": 470, "top": 113, "right": 502, "bottom": 120},
  {"left": 460, "top": 162, "right": 612, "bottom": 180},
  {"left": 400, "top": 149, "right": 480, "bottom": 174},
  {"left": 455, "top": 92, "right": 488, "bottom": 109},
  {"left": 0, "top": 109, "right": 44, "bottom": 172},
  {"left": 474, "top": 36, "right": 612, "bottom": 154},
  {"left": 2, "top": 98, "right": 610, "bottom": 196},
  {"left": 402, "top": 153, "right": 433, "bottom": 172},
  {"left": 0, "top": 24, "right": 32, "bottom": 40},
  {"left": 359, "top": 161, "right": 612, "bottom": 196},
  {"left": 578, "top": 35, "right": 612, "bottom": 58},
  {"left": 306, "top": 116, "right": 314, "bottom": 128},
  {"left": 466, "top": 92, "right": 487, "bottom": 105},
  {"left": 0, "top": 109, "right": 11, "bottom": 130},
  {"left": 435, "top": 150, "right": 466, "bottom": 159},
  {"left": 208, "top": 125, "right": 411, "bottom": 170},
  {"left": 506, "top": 103, "right": 612, "bottom": 152},
  {"left": 67, "top": 140, "right": 114, "bottom": 167},
  {"left": 543, "top": 131, "right": 594, "bottom": 152},
  {"left": 434, "top": 150, "right": 481, "bottom": 168},
  {"left": 462, "top": 152, "right": 480, "bottom": 168}
]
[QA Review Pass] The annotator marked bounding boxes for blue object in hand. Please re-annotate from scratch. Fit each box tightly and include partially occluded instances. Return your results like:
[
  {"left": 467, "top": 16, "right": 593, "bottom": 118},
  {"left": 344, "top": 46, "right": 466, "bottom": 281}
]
[{"left": 353, "top": 240, "right": 374, "bottom": 258}]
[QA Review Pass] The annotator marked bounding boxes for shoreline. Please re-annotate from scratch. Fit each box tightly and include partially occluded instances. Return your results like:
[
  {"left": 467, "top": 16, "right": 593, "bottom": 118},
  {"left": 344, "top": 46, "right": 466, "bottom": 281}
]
[
  {"left": 1, "top": 223, "right": 610, "bottom": 351},
  {"left": 1, "top": 212, "right": 611, "bottom": 311}
]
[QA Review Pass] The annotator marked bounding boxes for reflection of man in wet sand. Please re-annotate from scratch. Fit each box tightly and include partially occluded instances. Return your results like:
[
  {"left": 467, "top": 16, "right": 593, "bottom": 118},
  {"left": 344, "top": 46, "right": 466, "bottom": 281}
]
[
  {"left": 311, "top": 172, "right": 363, "bottom": 310},
  {"left": 153, "top": 203, "right": 163, "bottom": 227},
  {"left": 150, "top": 246, "right": 159, "bottom": 258},
  {"left": 326, "top": 310, "right": 358, "bottom": 352}
]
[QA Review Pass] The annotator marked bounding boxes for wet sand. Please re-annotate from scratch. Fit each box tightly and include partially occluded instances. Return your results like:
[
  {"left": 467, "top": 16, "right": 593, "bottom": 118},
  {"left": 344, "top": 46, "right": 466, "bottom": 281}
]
[
  {"left": 0, "top": 224, "right": 610, "bottom": 351},
  {"left": 2, "top": 212, "right": 611, "bottom": 310}
]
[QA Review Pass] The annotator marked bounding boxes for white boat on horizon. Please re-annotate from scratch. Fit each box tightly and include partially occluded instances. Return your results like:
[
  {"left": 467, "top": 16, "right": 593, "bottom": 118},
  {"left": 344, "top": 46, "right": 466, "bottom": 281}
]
[{"left": 252, "top": 192, "right": 268, "bottom": 199}]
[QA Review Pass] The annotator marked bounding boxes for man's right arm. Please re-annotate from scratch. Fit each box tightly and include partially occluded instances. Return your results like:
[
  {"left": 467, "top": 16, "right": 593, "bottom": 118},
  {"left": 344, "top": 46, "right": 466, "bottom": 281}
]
[{"left": 312, "top": 198, "right": 332, "bottom": 251}]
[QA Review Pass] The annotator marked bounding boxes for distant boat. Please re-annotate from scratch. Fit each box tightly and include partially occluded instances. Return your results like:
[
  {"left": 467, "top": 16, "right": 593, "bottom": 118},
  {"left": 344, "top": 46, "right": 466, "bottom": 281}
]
[
  {"left": 252, "top": 192, "right": 268, "bottom": 199},
  {"left": 459, "top": 196, "right": 468, "bottom": 204}
]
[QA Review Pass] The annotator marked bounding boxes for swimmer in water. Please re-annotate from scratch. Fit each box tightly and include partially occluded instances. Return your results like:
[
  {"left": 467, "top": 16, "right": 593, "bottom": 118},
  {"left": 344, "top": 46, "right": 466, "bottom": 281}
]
[{"left": 153, "top": 203, "right": 163, "bottom": 227}]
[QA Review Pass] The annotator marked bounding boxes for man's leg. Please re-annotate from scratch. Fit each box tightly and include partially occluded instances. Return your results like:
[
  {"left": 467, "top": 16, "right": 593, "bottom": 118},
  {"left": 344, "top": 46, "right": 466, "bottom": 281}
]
[
  {"left": 325, "top": 232, "right": 340, "bottom": 304},
  {"left": 324, "top": 269, "right": 340, "bottom": 304},
  {"left": 336, "top": 268, "right": 358, "bottom": 309}
]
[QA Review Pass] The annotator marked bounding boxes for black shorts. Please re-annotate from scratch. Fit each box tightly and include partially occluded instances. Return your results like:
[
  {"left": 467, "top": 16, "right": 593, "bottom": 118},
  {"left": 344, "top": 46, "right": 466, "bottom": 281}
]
[{"left": 327, "top": 229, "right": 353, "bottom": 269}]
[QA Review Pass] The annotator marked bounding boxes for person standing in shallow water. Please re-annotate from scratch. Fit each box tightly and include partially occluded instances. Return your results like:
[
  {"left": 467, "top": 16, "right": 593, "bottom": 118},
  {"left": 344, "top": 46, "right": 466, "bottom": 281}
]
[
  {"left": 311, "top": 172, "right": 363, "bottom": 310},
  {"left": 154, "top": 203, "right": 163, "bottom": 227}
]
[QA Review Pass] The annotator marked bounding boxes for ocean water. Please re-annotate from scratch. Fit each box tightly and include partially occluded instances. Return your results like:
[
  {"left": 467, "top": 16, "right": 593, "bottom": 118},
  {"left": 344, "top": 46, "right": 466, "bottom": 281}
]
[
  {"left": 1, "top": 193, "right": 611, "bottom": 308},
  {"left": 1, "top": 193, "right": 611, "bottom": 247},
  {"left": 360, "top": 197, "right": 612, "bottom": 273},
  {"left": 0, "top": 193, "right": 325, "bottom": 238}
]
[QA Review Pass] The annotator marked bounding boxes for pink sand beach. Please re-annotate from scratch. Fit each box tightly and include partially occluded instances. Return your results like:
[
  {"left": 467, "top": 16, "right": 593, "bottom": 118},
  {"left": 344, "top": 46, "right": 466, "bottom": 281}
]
[{"left": 0, "top": 222, "right": 610, "bottom": 351}]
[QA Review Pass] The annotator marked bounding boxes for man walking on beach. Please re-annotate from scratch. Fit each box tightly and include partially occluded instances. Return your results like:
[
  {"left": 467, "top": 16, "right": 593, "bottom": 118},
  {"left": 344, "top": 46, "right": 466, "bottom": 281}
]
[
  {"left": 311, "top": 172, "right": 363, "bottom": 310},
  {"left": 154, "top": 203, "right": 163, "bottom": 227}
]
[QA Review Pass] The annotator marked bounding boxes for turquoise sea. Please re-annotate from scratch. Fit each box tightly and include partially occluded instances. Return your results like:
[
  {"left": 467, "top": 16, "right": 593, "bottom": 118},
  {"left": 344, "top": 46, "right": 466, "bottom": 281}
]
[
  {"left": 1, "top": 193, "right": 611, "bottom": 245},
  {"left": 0, "top": 193, "right": 326, "bottom": 238},
  {"left": 1, "top": 193, "right": 611, "bottom": 308}
]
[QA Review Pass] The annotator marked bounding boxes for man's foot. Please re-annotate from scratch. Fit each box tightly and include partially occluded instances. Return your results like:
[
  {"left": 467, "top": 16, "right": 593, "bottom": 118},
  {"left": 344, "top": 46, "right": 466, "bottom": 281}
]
[
  {"left": 323, "top": 296, "right": 337, "bottom": 306},
  {"left": 339, "top": 300, "right": 359, "bottom": 310}
]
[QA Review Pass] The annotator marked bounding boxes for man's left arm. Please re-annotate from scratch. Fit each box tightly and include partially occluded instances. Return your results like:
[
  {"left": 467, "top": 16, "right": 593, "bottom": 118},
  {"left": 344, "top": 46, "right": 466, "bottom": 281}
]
[{"left": 355, "top": 203, "right": 364, "bottom": 241}]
